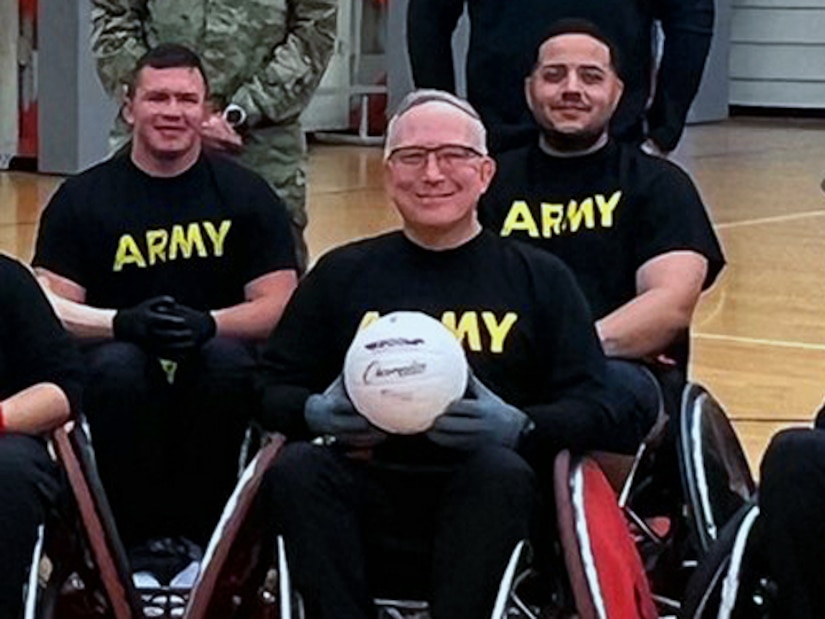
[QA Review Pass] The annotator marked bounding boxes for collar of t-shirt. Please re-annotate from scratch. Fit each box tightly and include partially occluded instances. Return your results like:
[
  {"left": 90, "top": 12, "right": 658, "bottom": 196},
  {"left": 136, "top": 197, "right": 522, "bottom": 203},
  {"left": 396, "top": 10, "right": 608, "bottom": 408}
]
[{"left": 538, "top": 132, "right": 609, "bottom": 158}]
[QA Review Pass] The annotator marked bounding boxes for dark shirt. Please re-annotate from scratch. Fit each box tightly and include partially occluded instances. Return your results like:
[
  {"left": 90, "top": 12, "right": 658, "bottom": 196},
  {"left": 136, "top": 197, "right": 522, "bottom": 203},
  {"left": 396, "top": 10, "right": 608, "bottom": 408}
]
[
  {"left": 33, "top": 153, "right": 296, "bottom": 310},
  {"left": 259, "top": 230, "right": 618, "bottom": 469},
  {"left": 480, "top": 140, "right": 725, "bottom": 367},
  {"left": 0, "top": 255, "right": 82, "bottom": 411}
]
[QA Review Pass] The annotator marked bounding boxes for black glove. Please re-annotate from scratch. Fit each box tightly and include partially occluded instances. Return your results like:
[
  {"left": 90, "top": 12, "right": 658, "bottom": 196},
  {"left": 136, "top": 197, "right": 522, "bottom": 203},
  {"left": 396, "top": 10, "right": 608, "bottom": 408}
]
[
  {"left": 304, "top": 376, "right": 387, "bottom": 448},
  {"left": 427, "top": 374, "right": 532, "bottom": 451},
  {"left": 113, "top": 296, "right": 193, "bottom": 355},
  {"left": 168, "top": 302, "right": 216, "bottom": 349}
]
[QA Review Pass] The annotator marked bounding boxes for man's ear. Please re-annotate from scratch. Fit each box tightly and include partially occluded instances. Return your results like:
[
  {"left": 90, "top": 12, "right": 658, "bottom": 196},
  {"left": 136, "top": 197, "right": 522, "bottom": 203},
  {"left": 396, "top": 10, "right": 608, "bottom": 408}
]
[
  {"left": 479, "top": 156, "right": 497, "bottom": 193},
  {"left": 524, "top": 76, "right": 536, "bottom": 115},
  {"left": 122, "top": 97, "right": 135, "bottom": 126},
  {"left": 610, "top": 76, "right": 625, "bottom": 114}
]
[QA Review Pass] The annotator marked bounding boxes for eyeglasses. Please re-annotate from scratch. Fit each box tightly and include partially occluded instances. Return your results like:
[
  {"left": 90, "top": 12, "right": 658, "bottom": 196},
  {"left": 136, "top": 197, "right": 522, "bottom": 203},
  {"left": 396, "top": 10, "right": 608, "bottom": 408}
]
[{"left": 388, "top": 145, "right": 484, "bottom": 170}]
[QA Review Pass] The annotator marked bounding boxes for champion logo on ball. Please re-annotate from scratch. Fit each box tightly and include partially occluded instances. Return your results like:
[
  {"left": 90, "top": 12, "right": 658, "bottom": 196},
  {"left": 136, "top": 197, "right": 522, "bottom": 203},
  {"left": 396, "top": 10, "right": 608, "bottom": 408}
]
[
  {"left": 363, "top": 359, "right": 427, "bottom": 384},
  {"left": 364, "top": 337, "right": 425, "bottom": 351}
]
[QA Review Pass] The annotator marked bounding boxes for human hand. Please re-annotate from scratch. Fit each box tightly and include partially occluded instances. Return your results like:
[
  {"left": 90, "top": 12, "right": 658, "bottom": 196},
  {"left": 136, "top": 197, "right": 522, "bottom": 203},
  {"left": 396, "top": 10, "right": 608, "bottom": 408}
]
[
  {"left": 641, "top": 138, "right": 669, "bottom": 159},
  {"left": 167, "top": 302, "right": 216, "bottom": 349},
  {"left": 201, "top": 113, "right": 243, "bottom": 152},
  {"left": 304, "top": 376, "right": 387, "bottom": 448},
  {"left": 113, "top": 296, "right": 193, "bottom": 355},
  {"left": 427, "top": 374, "right": 531, "bottom": 451}
]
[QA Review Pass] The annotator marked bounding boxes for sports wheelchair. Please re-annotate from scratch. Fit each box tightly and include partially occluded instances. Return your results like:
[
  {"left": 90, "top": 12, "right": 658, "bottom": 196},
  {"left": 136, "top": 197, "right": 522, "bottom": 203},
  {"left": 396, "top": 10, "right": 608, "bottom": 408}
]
[
  {"left": 27, "top": 420, "right": 645, "bottom": 618},
  {"left": 594, "top": 382, "right": 760, "bottom": 617},
  {"left": 22, "top": 381, "right": 760, "bottom": 619}
]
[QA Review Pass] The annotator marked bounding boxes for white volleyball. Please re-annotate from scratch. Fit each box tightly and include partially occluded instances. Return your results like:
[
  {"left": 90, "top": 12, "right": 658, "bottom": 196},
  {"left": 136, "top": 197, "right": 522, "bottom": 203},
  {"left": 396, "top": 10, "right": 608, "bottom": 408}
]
[{"left": 343, "top": 311, "right": 468, "bottom": 434}]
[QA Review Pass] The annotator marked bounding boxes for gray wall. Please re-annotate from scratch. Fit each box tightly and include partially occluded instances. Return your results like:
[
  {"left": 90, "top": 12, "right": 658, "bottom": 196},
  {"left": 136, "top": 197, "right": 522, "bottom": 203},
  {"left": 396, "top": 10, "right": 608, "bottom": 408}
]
[
  {"left": 38, "top": 0, "right": 116, "bottom": 174},
  {"left": 0, "top": 0, "right": 19, "bottom": 158},
  {"left": 731, "top": 0, "right": 825, "bottom": 107}
]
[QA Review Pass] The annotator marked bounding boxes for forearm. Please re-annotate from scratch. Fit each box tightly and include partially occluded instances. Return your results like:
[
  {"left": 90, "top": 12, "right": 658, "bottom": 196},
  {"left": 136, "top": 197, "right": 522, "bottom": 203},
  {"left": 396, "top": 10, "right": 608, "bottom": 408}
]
[
  {"left": 596, "top": 290, "right": 694, "bottom": 360},
  {"left": 520, "top": 397, "right": 615, "bottom": 467},
  {"left": 259, "top": 383, "right": 313, "bottom": 438},
  {"left": 1, "top": 383, "right": 71, "bottom": 435},
  {"left": 41, "top": 287, "right": 116, "bottom": 340},
  {"left": 213, "top": 296, "right": 289, "bottom": 341}
]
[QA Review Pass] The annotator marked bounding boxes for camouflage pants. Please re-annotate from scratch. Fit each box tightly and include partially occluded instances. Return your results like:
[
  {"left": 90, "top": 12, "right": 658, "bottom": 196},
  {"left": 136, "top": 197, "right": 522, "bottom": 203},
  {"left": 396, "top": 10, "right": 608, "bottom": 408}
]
[{"left": 237, "top": 121, "right": 309, "bottom": 272}]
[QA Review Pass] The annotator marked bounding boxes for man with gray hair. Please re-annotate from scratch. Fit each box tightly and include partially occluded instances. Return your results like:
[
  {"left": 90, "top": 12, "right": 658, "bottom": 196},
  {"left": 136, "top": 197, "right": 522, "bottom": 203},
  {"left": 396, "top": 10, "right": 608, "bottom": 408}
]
[{"left": 256, "top": 88, "right": 615, "bottom": 618}]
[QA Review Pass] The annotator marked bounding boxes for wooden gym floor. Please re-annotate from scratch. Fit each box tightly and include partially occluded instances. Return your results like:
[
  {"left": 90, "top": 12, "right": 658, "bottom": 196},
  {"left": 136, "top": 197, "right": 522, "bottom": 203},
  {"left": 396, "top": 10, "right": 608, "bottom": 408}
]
[{"left": 1, "top": 116, "right": 824, "bottom": 475}]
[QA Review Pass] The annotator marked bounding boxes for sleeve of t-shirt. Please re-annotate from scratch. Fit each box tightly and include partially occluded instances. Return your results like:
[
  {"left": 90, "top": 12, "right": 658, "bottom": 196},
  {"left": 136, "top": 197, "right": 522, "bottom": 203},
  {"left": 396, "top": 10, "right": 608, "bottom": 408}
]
[
  {"left": 519, "top": 256, "right": 617, "bottom": 463},
  {"left": 32, "top": 181, "right": 91, "bottom": 287},
  {"left": 257, "top": 252, "right": 347, "bottom": 438},
  {"left": 238, "top": 176, "right": 298, "bottom": 284},
  {"left": 1, "top": 257, "right": 84, "bottom": 414},
  {"left": 635, "top": 162, "right": 725, "bottom": 289}
]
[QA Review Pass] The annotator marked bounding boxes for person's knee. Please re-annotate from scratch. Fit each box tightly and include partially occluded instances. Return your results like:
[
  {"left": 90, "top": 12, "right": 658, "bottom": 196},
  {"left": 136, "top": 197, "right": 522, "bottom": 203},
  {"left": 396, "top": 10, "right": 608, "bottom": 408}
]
[
  {"left": 184, "top": 338, "right": 256, "bottom": 393},
  {"left": 0, "top": 436, "right": 56, "bottom": 509},
  {"left": 762, "top": 428, "right": 825, "bottom": 487},
  {"left": 84, "top": 341, "right": 150, "bottom": 387},
  {"left": 458, "top": 446, "right": 537, "bottom": 499},
  {"left": 603, "top": 359, "right": 662, "bottom": 452},
  {"left": 263, "top": 443, "right": 340, "bottom": 499}
]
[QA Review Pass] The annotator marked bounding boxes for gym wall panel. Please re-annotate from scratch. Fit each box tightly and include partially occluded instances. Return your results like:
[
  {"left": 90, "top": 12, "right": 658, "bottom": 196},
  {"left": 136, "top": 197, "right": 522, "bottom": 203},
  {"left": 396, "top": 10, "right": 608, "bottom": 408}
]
[
  {"left": 730, "top": 80, "right": 825, "bottom": 108},
  {"left": 0, "top": 0, "right": 19, "bottom": 160},
  {"left": 731, "top": 1, "right": 825, "bottom": 107},
  {"left": 733, "top": 0, "right": 825, "bottom": 9},
  {"left": 38, "top": 0, "right": 117, "bottom": 174},
  {"left": 731, "top": 45, "right": 825, "bottom": 81}
]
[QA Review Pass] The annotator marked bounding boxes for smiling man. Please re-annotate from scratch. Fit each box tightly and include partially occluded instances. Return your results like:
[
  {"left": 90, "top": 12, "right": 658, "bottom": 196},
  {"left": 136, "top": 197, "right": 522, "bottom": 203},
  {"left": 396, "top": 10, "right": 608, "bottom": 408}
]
[
  {"left": 32, "top": 44, "right": 297, "bottom": 582},
  {"left": 481, "top": 20, "right": 725, "bottom": 455},
  {"left": 257, "top": 89, "right": 616, "bottom": 618},
  {"left": 407, "top": 0, "right": 713, "bottom": 155}
]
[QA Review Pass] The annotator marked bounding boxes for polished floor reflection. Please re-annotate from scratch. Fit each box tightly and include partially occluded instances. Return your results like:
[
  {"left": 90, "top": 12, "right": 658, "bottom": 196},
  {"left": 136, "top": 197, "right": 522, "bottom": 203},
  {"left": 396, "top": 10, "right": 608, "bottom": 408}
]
[{"left": 2, "top": 117, "right": 824, "bottom": 474}]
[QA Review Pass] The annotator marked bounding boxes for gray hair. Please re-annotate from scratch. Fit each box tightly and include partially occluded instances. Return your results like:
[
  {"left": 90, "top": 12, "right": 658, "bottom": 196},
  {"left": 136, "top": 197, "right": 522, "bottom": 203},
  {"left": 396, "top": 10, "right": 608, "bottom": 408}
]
[{"left": 384, "top": 89, "right": 488, "bottom": 159}]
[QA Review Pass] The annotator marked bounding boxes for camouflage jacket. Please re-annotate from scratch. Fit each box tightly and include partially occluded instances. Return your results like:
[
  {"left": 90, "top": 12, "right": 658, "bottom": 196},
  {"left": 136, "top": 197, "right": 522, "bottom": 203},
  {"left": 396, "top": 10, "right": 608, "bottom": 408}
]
[{"left": 91, "top": 0, "right": 337, "bottom": 125}]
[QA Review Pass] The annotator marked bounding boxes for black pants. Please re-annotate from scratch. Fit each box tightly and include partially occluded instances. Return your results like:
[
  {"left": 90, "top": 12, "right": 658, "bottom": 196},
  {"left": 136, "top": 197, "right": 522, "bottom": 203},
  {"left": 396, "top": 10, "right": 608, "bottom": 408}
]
[
  {"left": 82, "top": 338, "right": 256, "bottom": 549},
  {"left": 759, "top": 427, "right": 825, "bottom": 619},
  {"left": 0, "top": 434, "right": 60, "bottom": 617},
  {"left": 604, "top": 358, "right": 679, "bottom": 455},
  {"left": 263, "top": 443, "right": 538, "bottom": 619}
]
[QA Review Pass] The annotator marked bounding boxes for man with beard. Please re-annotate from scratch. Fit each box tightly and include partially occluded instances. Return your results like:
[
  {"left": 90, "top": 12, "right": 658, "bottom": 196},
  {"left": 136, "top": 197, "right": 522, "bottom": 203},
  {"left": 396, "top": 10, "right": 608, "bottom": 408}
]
[
  {"left": 480, "top": 20, "right": 725, "bottom": 455},
  {"left": 407, "top": 0, "right": 713, "bottom": 154}
]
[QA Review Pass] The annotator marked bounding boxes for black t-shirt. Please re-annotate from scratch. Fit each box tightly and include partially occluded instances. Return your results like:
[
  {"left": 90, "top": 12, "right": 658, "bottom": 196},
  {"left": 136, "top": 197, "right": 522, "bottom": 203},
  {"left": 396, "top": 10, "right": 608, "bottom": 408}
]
[
  {"left": 259, "top": 230, "right": 616, "bottom": 467},
  {"left": 33, "top": 153, "right": 296, "bottom": 310},
  {"left": 480, "top": 140, "right": 725, "bottom": 366},
  {"left": 0, "top": 254, "right": 83, "bottom": 411}
]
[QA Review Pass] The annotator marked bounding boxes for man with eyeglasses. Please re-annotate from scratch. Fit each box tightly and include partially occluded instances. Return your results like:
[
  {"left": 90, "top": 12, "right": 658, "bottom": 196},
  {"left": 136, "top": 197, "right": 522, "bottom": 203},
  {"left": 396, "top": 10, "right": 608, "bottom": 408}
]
[
  {"left": 256, "top": 89, "right": 616, "bottom": 618},
  {"left": 480, "top": 21, "right": 724, "bottom": 458}
]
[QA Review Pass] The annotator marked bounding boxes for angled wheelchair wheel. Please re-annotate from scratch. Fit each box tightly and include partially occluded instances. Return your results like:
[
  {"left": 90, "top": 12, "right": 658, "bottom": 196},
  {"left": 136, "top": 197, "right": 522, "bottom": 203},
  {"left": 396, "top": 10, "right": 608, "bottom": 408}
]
[
  {"left": 185, "top": 434, "right": 291, "bottom": 619},
  {"left": 679, "top": 384, "right": 756, "bottom": 556},
  {"left": 680, "top": 502, "right": 775, "bottom": 619},
  {"left": 554, "top": 451, "right": 658, "bottom": 619},
  {"left": 42, "top": 421, "right": 143, "bottom": 619}
]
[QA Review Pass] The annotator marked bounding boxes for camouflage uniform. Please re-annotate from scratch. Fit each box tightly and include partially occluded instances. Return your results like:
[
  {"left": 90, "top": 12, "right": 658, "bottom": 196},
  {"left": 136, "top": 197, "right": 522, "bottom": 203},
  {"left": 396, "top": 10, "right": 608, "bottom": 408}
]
[{"left": 90, "top": 0, "right": 338, "bottom": 271}]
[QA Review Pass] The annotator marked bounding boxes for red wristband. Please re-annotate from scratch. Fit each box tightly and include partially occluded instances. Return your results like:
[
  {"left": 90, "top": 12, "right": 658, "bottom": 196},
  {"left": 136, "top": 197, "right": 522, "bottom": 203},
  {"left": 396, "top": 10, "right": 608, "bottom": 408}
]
[{"left": 0, "top": 403, "right": 5, "bottom": 434}]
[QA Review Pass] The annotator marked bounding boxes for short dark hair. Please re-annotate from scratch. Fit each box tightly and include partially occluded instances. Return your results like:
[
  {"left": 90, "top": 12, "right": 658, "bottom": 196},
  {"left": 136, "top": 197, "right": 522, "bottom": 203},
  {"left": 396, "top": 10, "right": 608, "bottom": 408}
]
[
  {"left": 126, "top": 43, "right": 209, "bottom": 97},
  {"left": 533, "top": 18, "right": 622, "bottom": 79}
]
